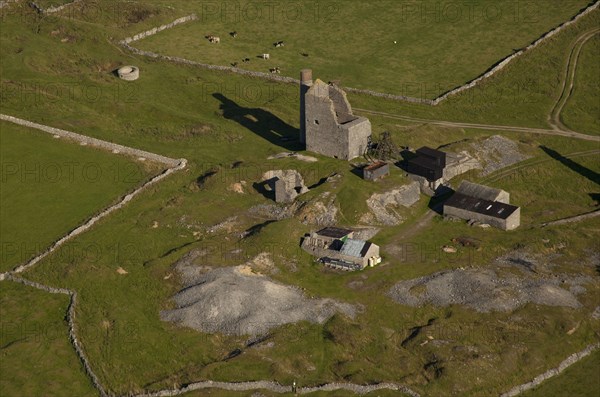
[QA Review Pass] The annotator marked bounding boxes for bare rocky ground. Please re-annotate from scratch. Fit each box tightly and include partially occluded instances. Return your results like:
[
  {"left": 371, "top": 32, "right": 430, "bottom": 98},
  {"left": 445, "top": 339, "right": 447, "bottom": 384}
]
[
  {"left": 470, "top": 135, "right": 531, "bottom": 176},
  {"left": 161, "top": 254, "right": 356, "bottom": 336},
  {"left": 361, "top": 181, "right": 421, "bottom": 225},
  {"left": 267, "top": 152, "right": 318, "bottom": 162},
  {"left": 388, "top": 267, "right": 590, "bottom": 312}
]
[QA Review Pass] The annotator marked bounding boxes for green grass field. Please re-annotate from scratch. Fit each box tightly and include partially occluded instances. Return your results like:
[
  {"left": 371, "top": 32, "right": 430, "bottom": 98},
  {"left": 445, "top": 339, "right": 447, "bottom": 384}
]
[
  {"left": 351, "top": 7, "right": 600, "bottom": 131},
  {"left": 0, "top": 121, "right": 157, "bottom": 272},
  {"left": 562, "top": 35, "right": 600, "bottom": 134},
  {"left": 135, "top": 0, "right": 590, "bottom": 98},
  {"left": 0, "top": 1, "right": 598, "bottom": 396},
  {"left": 0, "top": 282, "right": 96, "bottom": 397},
  {"left": 521, "top": 350, "right": 600, "bottom": 397}
]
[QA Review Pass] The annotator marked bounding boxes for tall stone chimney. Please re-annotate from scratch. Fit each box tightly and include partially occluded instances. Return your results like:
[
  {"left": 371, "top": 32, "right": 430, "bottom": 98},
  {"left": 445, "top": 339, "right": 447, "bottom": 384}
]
[{"left": 299, "top": 69, "right": 313, "bottom": 145}]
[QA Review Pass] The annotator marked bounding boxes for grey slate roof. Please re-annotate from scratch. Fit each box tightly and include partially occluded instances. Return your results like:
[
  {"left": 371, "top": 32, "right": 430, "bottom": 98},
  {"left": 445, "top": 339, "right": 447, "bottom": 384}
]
[
  {"left": 316, "top": 227, "right": 353, "bottom": 239},
  {"left": 456, "top": 181, "right": 506, "bottom": 202},
  {"left": 444, "top": 192, "right": 518, "bottom": 220}
]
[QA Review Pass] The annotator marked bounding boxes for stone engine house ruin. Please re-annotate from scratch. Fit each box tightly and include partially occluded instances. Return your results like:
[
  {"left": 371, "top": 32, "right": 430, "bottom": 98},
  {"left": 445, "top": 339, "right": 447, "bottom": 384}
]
[{"left": 300, "top": 69, "right": 372, "bottom": 160}]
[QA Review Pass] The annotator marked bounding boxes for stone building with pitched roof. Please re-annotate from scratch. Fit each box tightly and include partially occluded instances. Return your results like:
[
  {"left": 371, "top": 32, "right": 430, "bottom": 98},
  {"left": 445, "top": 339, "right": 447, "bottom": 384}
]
[
  {"left": 301, "top": 227, "right": 381, "bottom": 270},
  {"left": 444, "top": 181, "right": 520, "bottom": 230}
]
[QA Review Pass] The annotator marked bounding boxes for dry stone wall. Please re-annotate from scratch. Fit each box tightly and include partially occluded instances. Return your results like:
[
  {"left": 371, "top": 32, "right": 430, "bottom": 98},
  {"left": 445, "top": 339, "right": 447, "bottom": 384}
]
[
  {"left": 432, "top": 1, "right": 600, "bottom": 105},
  {"left": 119, "top": 2, "right": 599, "bottom": 105},
  {"left": 0, "top": 0, "right": 20, "bottom": 9},
  {"left": 0, "top": 114, "right": 181, "bottom": 167},
  {"left": 541, "top": 209, "right": 600, "bottom": 227},
  {"left": 134, "top": 380, "right": 420, "bottom": 397},
  {"left": 500, "top": 343, "right": 600, "bottom": 397},
  {"left": 44, "top": 0, "right": 81, "bottom": 14},
  {"left": 5, "top": 275, "right": 108, "bottom": 397},
  {"left": 0, "top": 114, "right": 186, "bottom": 397},
  {"left": 0, "top": 114, "right": 186, "bottom": 275},
  {"left": 121, "top": 14, "right": 199, "bottom": 45}
]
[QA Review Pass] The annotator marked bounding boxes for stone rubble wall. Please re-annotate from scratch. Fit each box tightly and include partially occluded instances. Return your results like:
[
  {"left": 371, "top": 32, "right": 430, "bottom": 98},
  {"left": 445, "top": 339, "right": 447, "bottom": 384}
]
[
  {"left": 0, "top": 0, "right": 20, "bottom": 10},
  {"left": 118, "top": 2, "right": 599, "bottom": 106},
  {"left": 0, "top": 114, "right": 181, "bottom": 167},
  {"left": 1, "top": 4, "right": 598, "bottom": 394},
  {"left": 500, "top": 343, "right": 600, "bottom": 397},
  {"left": 4, "top": 275, "right": 109, "bottom": 397},
  {"left": 432, "top": 1, "right": 600, "bottom": 105},
  {"left": 0, "top": 114, "right": 186, "bottom": 275},
  {"left": 541, "top": 209, "right": 600, "bottom": 227},
  {"left": 44, "top": 0, "right": 81, "bottom": 14},
  {"left": 133, "top": 380, "right": 420, "bottom": 397},
  {"left": 10, "top": 160, "right": 186, "bottom": 275},
  {"left": 0, "top": 114, "right": 188, "bottom": 397},
  {"left": 121, "top": 14, "right": 199, "bottom": 45}
]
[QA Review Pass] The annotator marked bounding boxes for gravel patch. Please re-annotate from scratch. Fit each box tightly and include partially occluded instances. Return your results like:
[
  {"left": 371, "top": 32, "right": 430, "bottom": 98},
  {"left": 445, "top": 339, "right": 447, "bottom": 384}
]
[
  {"left": 162, "top": 260, "right": 355, "bottom": 336},
  {"left": 352, "top": 227, "right": 381, "bottom": 241},
  {"left": 248, "top": 203, "right": 295, "bottom": 220},
  {"left": 471, "top": 135, "right": 531, "bottom": 176},
  {"left": 388, "top": 268, "right": 586, "bottom": 312}
]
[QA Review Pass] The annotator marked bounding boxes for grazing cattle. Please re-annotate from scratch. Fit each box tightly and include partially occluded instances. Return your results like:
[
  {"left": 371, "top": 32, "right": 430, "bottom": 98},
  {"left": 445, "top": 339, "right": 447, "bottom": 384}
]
[
  {"left": 269, "top": 67, "right": 281, "bottom": 74},
  {"left": 261, "top": 53, "right": 270, "bottom": 60},
  {"left": 242, "top": 58, "right": 250, "bottom": 63},
  {"left": 230, "top": 31, "right": 237, "bottom": 38},
  {"left": 231, "top": 62, "right": 238, "bottom": 67},
  {"left": 301, "top": 52, "right": 309, "bottom": 57},
  {"left": 273, "top": 41, "right": 284, "bottom": 48},
  {"left": 205, "top": 35, "right": 220, "bottom": 43}
]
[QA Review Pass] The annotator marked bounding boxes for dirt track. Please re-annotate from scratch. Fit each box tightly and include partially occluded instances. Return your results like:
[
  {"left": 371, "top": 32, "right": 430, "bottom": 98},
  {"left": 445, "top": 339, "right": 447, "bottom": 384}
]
[
  {"left": 354, "top": 108, "right": 600, "bottom": 142},
  {"left": 548, "top": 28, "right": 600, "bottom": 132}
]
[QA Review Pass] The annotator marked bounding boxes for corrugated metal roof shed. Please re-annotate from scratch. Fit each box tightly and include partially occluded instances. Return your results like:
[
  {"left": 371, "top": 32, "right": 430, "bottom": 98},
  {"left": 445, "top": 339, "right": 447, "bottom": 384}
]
[{"left": 340, "top": 239, "right": 369, "bottom": 258}]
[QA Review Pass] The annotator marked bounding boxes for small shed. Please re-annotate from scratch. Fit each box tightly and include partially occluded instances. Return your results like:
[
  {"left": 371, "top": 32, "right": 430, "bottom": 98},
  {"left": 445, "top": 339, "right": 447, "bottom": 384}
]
[{"left": 363, "top": 161, "right": 390, "bottom": 181}]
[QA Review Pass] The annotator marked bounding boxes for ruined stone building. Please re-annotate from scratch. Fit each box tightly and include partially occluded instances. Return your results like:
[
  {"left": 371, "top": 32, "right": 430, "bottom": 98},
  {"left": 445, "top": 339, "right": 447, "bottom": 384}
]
[
  {"left": 300, "top": 69, "right": 372, "bottom": 160},
  {"left": 301, "top": 227, "right": 382, "bottom": 270},
  {"left": 443, "top": 181, "right": 520, "bottom": 230},
  {"left": 261, "top": 170, "right": 308, "bottom": 203}
]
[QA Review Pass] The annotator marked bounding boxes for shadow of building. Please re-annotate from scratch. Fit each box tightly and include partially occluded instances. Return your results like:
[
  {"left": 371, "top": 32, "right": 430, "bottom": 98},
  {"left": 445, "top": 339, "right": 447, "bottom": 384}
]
[
  {"left": 540, "top": 146, "right": 600, "bottom": 186},
  {"left": 213, "top": 93, "right": 302, "bottom": 151}
]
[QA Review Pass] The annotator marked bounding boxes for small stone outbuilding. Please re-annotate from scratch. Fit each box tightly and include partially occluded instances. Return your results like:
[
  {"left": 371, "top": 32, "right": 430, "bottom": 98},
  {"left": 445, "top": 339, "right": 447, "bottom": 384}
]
[{"left": 363, "top": 161, "right": 390, "bottom": 181}]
